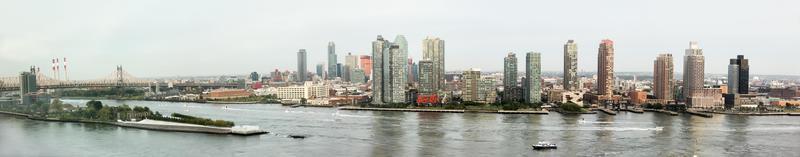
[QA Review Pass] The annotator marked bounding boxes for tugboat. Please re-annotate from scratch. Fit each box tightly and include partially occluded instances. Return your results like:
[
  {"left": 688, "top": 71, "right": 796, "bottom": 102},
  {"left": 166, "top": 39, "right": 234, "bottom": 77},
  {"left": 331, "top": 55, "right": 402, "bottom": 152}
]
[{"left": 532, "top": 141, "right": 557, "bottom": 150}]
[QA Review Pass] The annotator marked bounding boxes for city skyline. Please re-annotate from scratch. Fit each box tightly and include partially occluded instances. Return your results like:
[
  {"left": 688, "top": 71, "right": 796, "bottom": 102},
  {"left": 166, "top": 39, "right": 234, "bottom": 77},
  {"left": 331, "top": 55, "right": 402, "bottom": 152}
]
[{"left": 1, "top": 0, "right": 799, "bottom": 79}]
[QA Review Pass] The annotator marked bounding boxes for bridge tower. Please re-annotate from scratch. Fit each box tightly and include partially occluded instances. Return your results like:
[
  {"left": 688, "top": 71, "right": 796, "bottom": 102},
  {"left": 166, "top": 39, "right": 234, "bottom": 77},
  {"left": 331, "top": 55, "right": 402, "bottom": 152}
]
[{"left": 115, "top": 66, "right": 125, "bottom": 88}]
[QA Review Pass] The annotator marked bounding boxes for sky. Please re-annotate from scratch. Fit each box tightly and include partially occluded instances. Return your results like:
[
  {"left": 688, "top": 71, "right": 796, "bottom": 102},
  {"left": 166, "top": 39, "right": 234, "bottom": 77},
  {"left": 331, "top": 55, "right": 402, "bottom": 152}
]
[{"left": 1, "top": 0, "right": 799, "bottom": 80}]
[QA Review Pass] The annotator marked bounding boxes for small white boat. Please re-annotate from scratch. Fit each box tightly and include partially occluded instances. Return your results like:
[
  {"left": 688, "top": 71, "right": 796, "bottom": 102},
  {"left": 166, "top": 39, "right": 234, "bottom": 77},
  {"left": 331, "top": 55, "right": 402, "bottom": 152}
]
[{"left": 532, "top": 141, "right": 557, "bottom": 150}]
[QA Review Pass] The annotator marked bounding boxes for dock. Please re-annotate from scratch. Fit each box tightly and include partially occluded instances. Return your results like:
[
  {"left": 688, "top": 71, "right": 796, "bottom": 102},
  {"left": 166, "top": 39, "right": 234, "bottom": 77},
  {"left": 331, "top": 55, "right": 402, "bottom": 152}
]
[
  {"left": 622, "top": 108, "right": 644, "bottom": 114},
  {"left": 643, "top": 109, "right": 679, "bottom": 116},
  {"left": 686, "top": 110, "right": 713, "bottom": 118},
  {"left": 597, "top": 108, "right": 617, "bottom": 115}
]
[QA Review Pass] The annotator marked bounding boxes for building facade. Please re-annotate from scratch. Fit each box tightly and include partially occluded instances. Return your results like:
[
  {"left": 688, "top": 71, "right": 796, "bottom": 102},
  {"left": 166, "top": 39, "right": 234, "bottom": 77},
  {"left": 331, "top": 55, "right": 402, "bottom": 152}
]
[
  {"left": 315, "top": 63, "right": 324, "bottom": 78},
  {"left": 563, "top": 40, "right": 579, "bottom": 91},
  {"left": 597, "top": 39, "right": 615, "bottom": 96},
  {"left": 503, "top": 53, "right": 518, "bottom": 91},
  {"left": 371, "top": 36, "right": 389, "bottom": 104},
  {"left": 653, "top": 53, "right": 674, "bottom": 100},
  {"left": 479, "top": 77, "right": 497, "bottom": 104},
  {"left": 683, "top": 41, "right": 705, "bottom": 100},
  {"left": 525, "top": 52, "right": 542, "bottom": 104},
  {"left": 327, "top": 42, "right": 338, "bottom": 79},
  {"left": 418, "top": 60, "right": 436, "bottom": 93},
  {"left": 297, "top": 49, "right": 307, "bottom": 82},
  {"left": 388, "top": 36, "right": 408, "bottom": 103},
  {"left": 422, "top": 37, "right": 445, "bottom": 92},
  {"left": 359, "top": 55, "right": 372, "bottom": 77},
  {"left": 462, "top": 68, "right": 481, "bottom": 102}
]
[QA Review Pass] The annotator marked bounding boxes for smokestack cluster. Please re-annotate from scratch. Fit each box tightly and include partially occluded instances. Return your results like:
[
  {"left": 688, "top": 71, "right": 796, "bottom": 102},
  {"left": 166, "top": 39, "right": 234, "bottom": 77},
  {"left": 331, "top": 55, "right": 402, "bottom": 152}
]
[{"left": 51, "top": 57, "right": 69, "bottom": 81}]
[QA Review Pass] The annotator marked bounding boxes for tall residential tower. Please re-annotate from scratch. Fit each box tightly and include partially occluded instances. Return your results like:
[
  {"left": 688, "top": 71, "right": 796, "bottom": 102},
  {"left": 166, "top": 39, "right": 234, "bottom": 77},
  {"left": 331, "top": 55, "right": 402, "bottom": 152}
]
[
  {"left": 563, "top": 40, "right": 578, "bottom": 91},
  {"left": 682, "top": 41, "right": 705, "bottom": 100},
  {"left": 525, "top": 52, "right": 542, "bottom": 104},
  {"left": 422, "top": 37, "right": 445, "bottom": 92},
  {"left": 597, "top": 39, "right": 615, "bottom": 96},
  {"left": 653, "top": 53, "right": 674, "bottom": 100}
]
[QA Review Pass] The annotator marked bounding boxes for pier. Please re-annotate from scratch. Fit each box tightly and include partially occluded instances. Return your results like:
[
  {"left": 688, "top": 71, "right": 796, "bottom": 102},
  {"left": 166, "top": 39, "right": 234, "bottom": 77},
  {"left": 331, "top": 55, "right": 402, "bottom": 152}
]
[
  {"left": 644, "top": 109, "right": 679, "bottom": 116},
  {"left": 597, "top": 108, "right": 617, "bottom": 115},
  {"left": 686, "top": 110, "right": 713, "bottom": 118},
  {"left": 622, "top": 108, "right": 644, "bottom": 114}
]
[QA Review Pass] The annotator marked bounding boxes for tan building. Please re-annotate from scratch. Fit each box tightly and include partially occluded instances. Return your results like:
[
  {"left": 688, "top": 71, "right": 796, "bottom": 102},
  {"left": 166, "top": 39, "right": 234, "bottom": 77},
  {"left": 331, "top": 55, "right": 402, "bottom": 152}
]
[
  {"left": 653, "top": 53, "right": 674, "bottom": 100},
  {"left": 683, "top": 41, "right": 705, "bottom": 100},
  {"left": 597, "top": 39, "right": 615, "bottom": 96},
  {"left": 687, "top": 88, "right": 723, "bottom": 109},
  {"left": 461, "top": 68, "right": 481, "bottom": 102}
]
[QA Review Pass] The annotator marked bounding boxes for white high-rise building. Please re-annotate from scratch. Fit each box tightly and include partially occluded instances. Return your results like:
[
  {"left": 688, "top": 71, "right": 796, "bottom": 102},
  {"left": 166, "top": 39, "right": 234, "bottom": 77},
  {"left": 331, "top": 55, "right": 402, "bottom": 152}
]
[{"left": 388, "top": 35, "right": 408, "bottom": 103}]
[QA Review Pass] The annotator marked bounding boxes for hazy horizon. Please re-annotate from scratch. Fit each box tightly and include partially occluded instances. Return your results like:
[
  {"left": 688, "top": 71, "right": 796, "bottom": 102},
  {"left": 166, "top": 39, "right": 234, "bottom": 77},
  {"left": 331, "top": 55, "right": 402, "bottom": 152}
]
[{"left": 1, "top": 0, "right": 798, "bottom": 80}]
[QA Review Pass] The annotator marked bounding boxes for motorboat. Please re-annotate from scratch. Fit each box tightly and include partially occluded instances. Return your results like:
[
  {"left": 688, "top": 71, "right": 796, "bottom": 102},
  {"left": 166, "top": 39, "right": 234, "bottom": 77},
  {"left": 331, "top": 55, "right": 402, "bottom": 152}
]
[
  {"left": 532, "top": 141, "right": 557, "bottom": 150},
  {"left": 288, "top": 135, "right": 306, "bottom": 139}
]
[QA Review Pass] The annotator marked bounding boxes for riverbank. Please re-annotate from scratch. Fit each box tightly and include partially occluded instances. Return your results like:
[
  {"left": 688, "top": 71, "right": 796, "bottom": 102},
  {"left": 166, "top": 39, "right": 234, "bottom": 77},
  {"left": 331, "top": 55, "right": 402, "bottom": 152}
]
[
  {"left": 0, "top": 111, "right": 267, "bottom": 136},
  {"left": 337, "top": 107, "right": 548, "bottom": 114},
  {"left": 705, "top": 110, "right": 798, "bottom": 116}
]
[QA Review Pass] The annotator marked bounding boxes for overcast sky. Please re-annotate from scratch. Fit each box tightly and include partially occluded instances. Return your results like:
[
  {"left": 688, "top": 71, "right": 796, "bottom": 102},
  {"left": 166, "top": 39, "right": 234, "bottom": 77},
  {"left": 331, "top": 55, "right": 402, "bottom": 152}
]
[{"left": 1, "top": 0, "right": 798, "bottom": 80}]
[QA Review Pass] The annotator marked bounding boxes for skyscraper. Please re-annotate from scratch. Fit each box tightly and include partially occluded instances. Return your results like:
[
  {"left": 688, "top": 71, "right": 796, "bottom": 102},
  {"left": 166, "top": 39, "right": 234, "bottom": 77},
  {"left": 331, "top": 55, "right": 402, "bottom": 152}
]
[
  {"left": 683, "top": 41, "right": 705, "bottom": 100},
  {"left": 503, "top": 52, "right": 518, "bottom": 90},
  {"left": 371, "top": 36, "right": 389, "bottom": 104},
  {"left": 597, "top": 39, "right": 615, "bottom": 96},
  {"left": 389, "top": 35, "right": 408, "bottom": 103},
  {"left": 727, "top": 59, "right": 739, "bottom": 94},
  {"left": 525, "top": 52, "right": 542, "bottom": 104},
  {"left": 563, "top": 40, "right": 578, "bottom": 91},
  {"left": 418, "top": 60, "right": 435, "bottom": 93},
  {"left": 503, "top": 52, "right": 519, "bottom": 102},
  {"left": 422, "top": 37, "right": 445, "bottom": 92},
  {"left": 327, "top": 42, "right": 338, "bottom": 80},
  {"left": 315, "top": 63, "right": 324, "bottom": 78},
  {"left": 653, "top": 53, "right": 674, "bottom": 100},
  {"left": 736, "top": 55, "right": 749, "bottom": 94},
  {"left": 297, "top": 49, "right": 307, "bottom": 82}
]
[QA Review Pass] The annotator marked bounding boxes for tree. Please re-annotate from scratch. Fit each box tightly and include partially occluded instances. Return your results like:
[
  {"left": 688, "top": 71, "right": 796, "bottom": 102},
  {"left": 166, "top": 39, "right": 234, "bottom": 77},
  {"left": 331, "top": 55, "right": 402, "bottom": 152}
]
[
  {"left": 300, "top": 98, "right": 307, "bottom": 105},
  {"left": 86, "top": 100, "right": 103, "bottom": 111},
  {"left": 560, "top": 102, "right": 582, "bottom": 112},
  {"left": 97, "top": 107, "right": 113, "bottom": 121}
]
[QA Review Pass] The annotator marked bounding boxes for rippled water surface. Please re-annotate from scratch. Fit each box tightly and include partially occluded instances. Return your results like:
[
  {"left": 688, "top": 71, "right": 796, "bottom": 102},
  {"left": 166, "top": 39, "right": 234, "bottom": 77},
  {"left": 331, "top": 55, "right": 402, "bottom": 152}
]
[{"left": 1, "top": 99, "right": 799, "bottom": 157}]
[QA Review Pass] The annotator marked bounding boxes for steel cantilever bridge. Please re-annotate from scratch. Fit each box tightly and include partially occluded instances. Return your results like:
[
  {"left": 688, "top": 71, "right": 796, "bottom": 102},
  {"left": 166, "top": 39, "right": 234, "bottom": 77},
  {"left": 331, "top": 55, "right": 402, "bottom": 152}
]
[{"left": 0, "top": 66, "right": 240, "bottom": 92}]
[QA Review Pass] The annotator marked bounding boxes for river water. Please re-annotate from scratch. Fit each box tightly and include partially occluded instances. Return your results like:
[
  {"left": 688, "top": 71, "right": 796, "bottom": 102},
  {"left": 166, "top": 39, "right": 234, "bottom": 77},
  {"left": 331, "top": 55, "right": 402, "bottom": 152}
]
[{"left": 1, "top": 99, "right": 799, "bottom": 157}]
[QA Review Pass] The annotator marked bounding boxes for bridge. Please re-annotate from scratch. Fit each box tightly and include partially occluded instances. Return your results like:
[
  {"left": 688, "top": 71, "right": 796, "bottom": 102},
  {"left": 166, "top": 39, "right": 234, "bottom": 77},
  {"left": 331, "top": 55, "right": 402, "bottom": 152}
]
[{"left": 0, "top": 66, "right": 241, "bottom": 92}]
